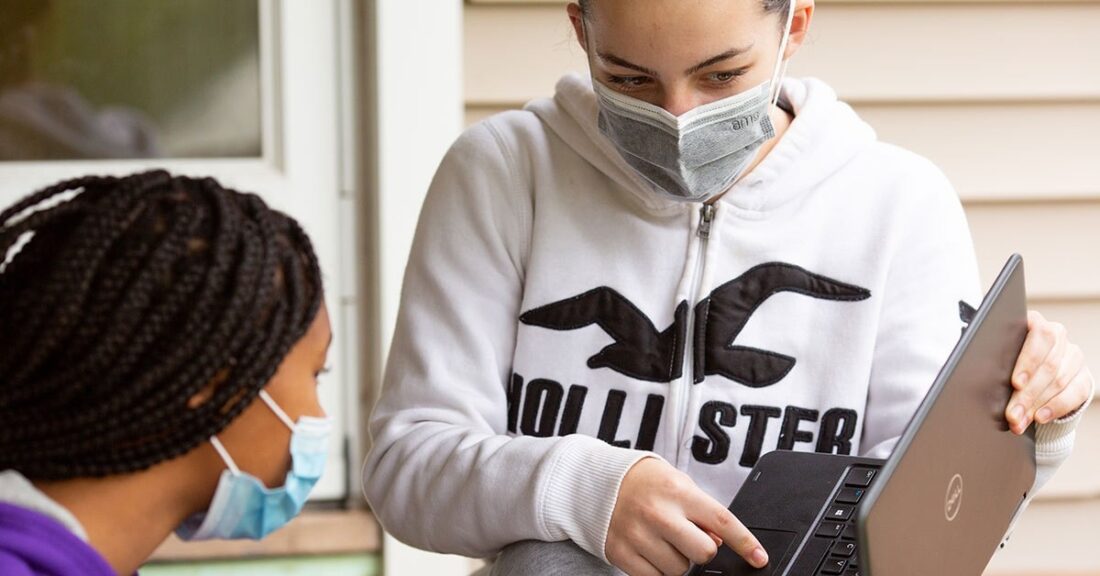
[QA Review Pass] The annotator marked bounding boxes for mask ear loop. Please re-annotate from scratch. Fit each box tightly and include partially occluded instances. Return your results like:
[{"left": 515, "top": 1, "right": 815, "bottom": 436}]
[
  {"left": 581, "top": 16, "right": 603, "bottom": 91},
  {"left": 259, "top": 389, "right": 298, "bottom": 431},
  {"left": 769, "top": 0, "right": 798, "bottom": 105},
  {"left": 208, "top": 392, "right": 300, "bottom": 478},
  {"left": 209, "top": 436, "right": 242, "bottom": 475}
]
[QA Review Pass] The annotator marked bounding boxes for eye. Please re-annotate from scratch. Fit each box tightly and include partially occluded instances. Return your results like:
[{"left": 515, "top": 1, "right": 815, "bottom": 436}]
[
  {"left": 707, "top": 68, "right": 749, "bottom": 85},
  {"left": 606, "top": 74, "right": 652, "bottom": 92}
]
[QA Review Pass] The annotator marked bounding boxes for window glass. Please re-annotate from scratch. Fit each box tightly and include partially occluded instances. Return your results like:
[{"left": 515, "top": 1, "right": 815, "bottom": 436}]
[{"left": 0, "top": 0, "right": 261, "bottom": 161}]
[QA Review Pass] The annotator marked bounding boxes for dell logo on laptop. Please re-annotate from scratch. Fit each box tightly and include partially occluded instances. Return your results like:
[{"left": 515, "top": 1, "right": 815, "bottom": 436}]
[{"left": 945, "top": 474, "right": 964, "bottom": 521}]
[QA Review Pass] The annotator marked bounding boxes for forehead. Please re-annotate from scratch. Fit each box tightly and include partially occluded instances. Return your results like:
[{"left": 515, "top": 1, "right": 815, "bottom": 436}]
[{"left": 585, "top": 0, "right": 773, "bottom": 62}]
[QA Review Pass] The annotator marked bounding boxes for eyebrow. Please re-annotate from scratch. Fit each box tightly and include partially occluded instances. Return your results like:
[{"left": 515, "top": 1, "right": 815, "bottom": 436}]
[
  {"left": 597, "top": 52, "right": 659, "bottom": 77},
  {"left": 684, "top": 44, "right": 755, "bottom": 75},
  {"left": 597, "top": 43, "right": 755, "bottom": 78}
]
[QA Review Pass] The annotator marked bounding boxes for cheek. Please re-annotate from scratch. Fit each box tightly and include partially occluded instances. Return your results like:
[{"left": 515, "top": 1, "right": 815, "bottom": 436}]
[
  {"left": 262, "top": 443, "right": 295, "bottom": 489},
  {"left": 247, "top": 425, "right": 295, "bottom": 489},
  {"left": 742, "top": 57, "right": 781, "bottom": 87},
  {"left": 216, "top": 402, "right": 295, "bottom": 489}
]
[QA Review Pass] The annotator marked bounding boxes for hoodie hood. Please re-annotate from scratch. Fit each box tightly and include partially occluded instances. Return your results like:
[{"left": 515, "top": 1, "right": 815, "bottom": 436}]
[
  {"left": 0, "top": 502, "right": 116, "bottom": 576},
  {"left": 526, "top": 73, "right": 877, "bottom": 214}
]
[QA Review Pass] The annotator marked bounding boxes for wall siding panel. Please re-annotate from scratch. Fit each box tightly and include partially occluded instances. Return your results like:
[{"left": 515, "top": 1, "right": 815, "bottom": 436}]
[{"left": 465, "top": 2, "right": 1100, "bottom": 104}]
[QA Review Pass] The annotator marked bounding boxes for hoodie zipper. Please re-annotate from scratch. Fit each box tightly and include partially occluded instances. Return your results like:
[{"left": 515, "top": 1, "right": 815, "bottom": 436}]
[
  {"left": 671, "top": 203, "right": 715, "bottom": 465},
  {"left": 698, "top": 203, "right": 716, "bottom": 239}
]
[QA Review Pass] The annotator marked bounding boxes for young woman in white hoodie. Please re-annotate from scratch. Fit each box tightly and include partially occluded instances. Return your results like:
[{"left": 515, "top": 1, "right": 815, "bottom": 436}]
[{"left": 365, "top": 1, "right": 1095, "bottom": 574}]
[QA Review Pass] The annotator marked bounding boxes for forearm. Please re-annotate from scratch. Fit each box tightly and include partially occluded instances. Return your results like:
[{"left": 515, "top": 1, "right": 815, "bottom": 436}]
[{"left": 364, "top": 418, "right": 652, "bottom": 559}]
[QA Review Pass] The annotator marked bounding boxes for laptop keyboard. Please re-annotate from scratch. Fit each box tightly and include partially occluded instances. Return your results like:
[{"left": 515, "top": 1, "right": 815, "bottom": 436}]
[{"left": 812, "top": 466, "right": 879, "bottom": 576}]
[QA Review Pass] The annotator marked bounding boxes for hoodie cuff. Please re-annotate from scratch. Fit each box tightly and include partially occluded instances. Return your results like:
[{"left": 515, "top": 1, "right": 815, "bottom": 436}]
[
  {"left": 1035, "top": 383, "right": 1094, "bottom": 461},
  {"left": 538, "top": 435, "right": 661, "bottom": 563}
]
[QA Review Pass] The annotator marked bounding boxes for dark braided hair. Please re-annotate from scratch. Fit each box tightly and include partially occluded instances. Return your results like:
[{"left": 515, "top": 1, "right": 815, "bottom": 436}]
[{"left": 0, "top": 170, "right": 324, "bottom": 480}]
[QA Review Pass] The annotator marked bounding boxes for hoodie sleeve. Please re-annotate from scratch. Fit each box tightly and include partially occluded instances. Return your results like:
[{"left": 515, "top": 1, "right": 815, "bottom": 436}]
[
  {"left": 859, "top": 158, "right": 982, "bottom": 459},
  {"left": 362, "top": 116, "right": 655, "bottom": 561},
  {"left": 858, "top": 156, "right": 1086, "bottom": 546}
]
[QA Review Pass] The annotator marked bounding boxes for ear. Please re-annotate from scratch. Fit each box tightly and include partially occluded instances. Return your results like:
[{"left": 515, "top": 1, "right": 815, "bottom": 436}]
[
  {"left": 567, "top": 3, "right": 589, "bottom": 54},
  {"left": 784, "top": 0, "right": 815, "bottom": 60}
]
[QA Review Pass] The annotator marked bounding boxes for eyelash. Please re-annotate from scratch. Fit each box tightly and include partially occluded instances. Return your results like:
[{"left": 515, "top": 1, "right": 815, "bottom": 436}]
[
  {"left": 317, "top": 365, "right": 333, "bottom": 377},
  {"left": 606, "top": 75, "right": 652, "bottom": 91},
  {"left": 606, "top": 67, "right": 750, "bottom": 93},
  {"left": 707, "top": 68, "right": 749, "bottom": 84}
]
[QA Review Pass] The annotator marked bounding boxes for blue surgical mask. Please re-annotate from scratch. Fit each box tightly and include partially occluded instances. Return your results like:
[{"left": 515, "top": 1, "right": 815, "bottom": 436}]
[
  {"left": 175, "top": 390, "right": 332, "bottom": 541},
  {"left": 590, "top": 2, "right": 797, "bottom": 203}
]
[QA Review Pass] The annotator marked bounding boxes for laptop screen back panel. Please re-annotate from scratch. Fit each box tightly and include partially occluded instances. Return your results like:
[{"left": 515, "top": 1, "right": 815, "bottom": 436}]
[{"left": 858, "top": 255, "right": 1037, "bottom": 575}]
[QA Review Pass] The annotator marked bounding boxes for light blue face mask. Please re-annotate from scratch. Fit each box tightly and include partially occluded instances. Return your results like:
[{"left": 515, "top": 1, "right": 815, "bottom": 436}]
[{"left": 175, "top": 390, "right": 332, "bottom": 541}]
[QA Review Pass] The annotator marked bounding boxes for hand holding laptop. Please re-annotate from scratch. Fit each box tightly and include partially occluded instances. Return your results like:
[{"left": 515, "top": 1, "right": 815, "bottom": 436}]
[{"left": 1005, "top": 310, "right": 1094, "bottom": 434}]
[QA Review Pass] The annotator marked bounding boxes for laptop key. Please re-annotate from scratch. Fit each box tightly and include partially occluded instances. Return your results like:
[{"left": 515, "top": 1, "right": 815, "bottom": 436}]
[
  {"left": 819, "top": 557, "right": 848, "bottom": 574},
  {"left": 830, "top": 541, "right": 856, "bottom": 557},
  {"left": 841, "top": 523, "right": 857, "bottom": 540},
  {"left": 826, "top": 505, "right": 853, "bottom": 521},
  {"left": 843, "top": 468, "right": 876, "bottom": 487},
  {"left": 815, "top": 521, "right": 844, "bottom": 538},
  {"left": 835, "top": 487, "right": 865, "bottom": 504},
  {"left": 842, "top": 570, "right": 861, "bottom": 576}
]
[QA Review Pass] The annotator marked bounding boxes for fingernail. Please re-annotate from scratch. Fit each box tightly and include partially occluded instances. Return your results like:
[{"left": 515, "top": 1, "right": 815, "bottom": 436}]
[
  {"left": 1010, "top": 405, "right": 1025, "bottom": 423},
  {"left": 752, "top": 547, "right": 769, "bottom": 567},
  {"left": 1037, "top": 408, "right": 1052, "bottom": 423}
]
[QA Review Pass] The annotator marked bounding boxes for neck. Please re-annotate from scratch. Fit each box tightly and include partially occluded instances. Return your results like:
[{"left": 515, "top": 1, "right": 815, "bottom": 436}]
[
  {"left": 33, "top": 460, "right": 214, "bottom": 575},
  {"left": 756, "top": 100, "right": 795, "bottom": 170},
  {"left": 709, "top": 101, "right": 794, "bottom": 204}
]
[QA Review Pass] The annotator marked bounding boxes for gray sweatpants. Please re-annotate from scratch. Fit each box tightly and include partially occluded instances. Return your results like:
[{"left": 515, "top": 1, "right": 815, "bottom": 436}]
[{"left": 476, "top": 540, "right": 621, "bottom": 576}]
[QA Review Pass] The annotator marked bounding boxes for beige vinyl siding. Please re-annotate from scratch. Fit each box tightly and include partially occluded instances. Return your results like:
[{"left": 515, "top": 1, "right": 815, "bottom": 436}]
[{"left": 464, "top": 1, "right": 1100, "bottom": 574}]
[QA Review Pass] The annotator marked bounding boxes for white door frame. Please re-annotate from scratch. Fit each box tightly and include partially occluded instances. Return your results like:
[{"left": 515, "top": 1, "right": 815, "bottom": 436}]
[{"left": 368, "top": 0, "right": 471, "bottom": 574}]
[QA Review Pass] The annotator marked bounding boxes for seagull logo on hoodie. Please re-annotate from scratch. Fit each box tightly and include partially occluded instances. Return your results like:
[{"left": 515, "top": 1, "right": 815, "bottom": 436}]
[{"left": 520, "top": 262, "right": 871, "bottom": 388}]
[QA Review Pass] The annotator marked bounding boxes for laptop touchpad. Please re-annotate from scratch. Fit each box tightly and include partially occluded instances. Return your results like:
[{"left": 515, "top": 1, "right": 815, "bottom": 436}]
[{"left": 693, "top": 528, "right": 797, "bottom": 576}]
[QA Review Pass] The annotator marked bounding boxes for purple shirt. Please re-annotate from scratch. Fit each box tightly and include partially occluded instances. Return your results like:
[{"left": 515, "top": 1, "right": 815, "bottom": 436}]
[{"left": 0, "top": 501, "right": 116, "bottom": 576}]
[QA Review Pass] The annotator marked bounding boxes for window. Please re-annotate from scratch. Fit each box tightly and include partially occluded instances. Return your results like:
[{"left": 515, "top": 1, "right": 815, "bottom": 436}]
[{"left": 0, "top": 0, "right": 357, "bottom": 501}]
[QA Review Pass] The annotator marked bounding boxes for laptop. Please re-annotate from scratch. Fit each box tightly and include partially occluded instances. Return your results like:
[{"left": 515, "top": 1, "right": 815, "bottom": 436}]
[{"left": 689, "top": 254, "right": 1036, "bottom": 576}]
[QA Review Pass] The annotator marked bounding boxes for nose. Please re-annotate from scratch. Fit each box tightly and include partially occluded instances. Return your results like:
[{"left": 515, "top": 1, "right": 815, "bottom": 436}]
[{"left": 659, "top": 85, "right": 702, "bottom": 117}]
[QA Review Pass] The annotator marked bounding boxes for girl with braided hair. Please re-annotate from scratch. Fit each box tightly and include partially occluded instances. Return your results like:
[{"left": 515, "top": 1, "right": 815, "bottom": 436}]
[{"left": 0, "top": 170, "right": 333, "bottom": 576}]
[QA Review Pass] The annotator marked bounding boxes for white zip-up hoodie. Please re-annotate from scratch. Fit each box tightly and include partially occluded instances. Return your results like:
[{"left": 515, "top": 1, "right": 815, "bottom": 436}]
[{"left": 364, "top": 74, "right": 1087, "bottom": 564}]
